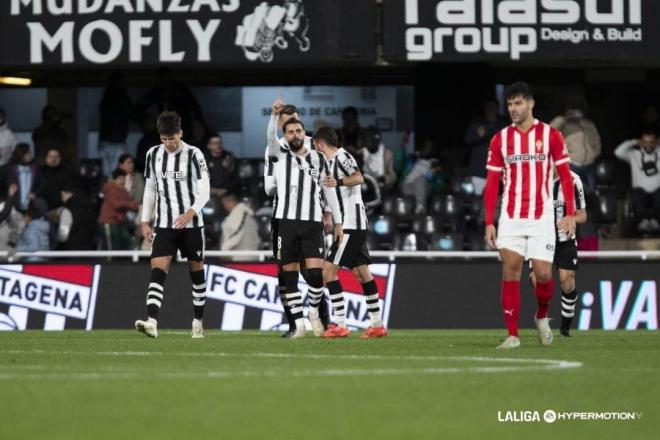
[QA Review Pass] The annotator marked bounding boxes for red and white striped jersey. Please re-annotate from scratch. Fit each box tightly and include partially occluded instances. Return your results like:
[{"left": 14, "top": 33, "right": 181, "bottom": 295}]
[{"left": 486, "top": 119, "right": 570, "bottom": 220}]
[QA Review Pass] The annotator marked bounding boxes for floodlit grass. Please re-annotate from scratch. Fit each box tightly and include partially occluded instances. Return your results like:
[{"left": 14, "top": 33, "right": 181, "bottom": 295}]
[{"left": 1, "top": 330, "right": 658, "bottom": 440}]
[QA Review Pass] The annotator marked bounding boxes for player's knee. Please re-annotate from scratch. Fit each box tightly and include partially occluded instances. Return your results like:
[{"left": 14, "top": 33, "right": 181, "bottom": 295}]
[
  {"left": 560, "top": 274, "right": 575, "bottom": 292},
  {"left": 323, "top": 263, "right": 337, "bottom": 283},
  {"left": 189, "top": 269, "right": 205, "bottom": 285},
  {"left": 535, "top": 270, "right": 552, "bottom": 284},
  {"left": 306, "top": 268, "right": 323, "bottom": 288},
  {"left": 150, "top": 267, "right": 167, "bottom": 284},
  {"left": 502, "top": 267, "right": 522, "bottom": 281},
  {"left": 282, "top": 271, "right": 299, "bottom": 293}
]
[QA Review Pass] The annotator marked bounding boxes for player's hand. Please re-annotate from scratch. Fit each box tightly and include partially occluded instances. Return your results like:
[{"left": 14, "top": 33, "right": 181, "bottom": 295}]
[
  {"left": 484, "top": 224, "right": 497, "bottom": 250},
  {"left": 174, "top": 208, "right": 196, "bottom": 229},
  {"left": 323, "top": 211, "right": 333, "bottom": 234},
  {"left": 141, "top": 222, "right": 154, "bottom": 243},
  {"left": 324, "top": 175, "right": 337, "bottom": 187},
  {"left": 271, "top": 98, "right": 284, "bottom": 116},
  {"left": 334, "top": 224, "right": 344, "bottom": 244},
  {"left": 558, "top": 215, "right": 577, "bottom": 238}
]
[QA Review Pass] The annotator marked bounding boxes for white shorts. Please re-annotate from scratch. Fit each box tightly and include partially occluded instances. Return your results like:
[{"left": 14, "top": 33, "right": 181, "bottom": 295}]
[{"left": 496, "top": 215, "right": 556, "bottom": 262}]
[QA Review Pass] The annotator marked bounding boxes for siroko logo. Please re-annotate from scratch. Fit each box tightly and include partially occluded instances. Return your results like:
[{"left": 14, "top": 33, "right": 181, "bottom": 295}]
[{"left": 403, "top": 0, "right": 643, "bottom": 60}]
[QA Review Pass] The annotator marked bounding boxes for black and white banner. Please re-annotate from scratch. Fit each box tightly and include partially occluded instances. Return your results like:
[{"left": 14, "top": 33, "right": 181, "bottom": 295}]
[
  {"left": 0, "top": 264, "right": 100, "bottom": 330},
  {"left": 0, "top": 0, "right": 376, "bottom": 67},
  {"left": 383, "top": 0, "right": 660, "bottom": 62}
]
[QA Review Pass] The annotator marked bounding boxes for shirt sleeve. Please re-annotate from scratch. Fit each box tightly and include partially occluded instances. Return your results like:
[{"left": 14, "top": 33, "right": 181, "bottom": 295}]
[
  {"left": 550, "top": 128, "right": 571, "bottom": 166},
  {"left": 264, "top": 148, "right": 277, "bottom": 196},
  {"left": 192, "top": 149, "right": 210, "bottom": 180},
  {"left": 338, "top": 152, "right": 360, "bottom": 175},
  {"left": 486, "top": 133, "right": 504, "bottom": 173},
  {"left": 574, "top": 175, "right": 587, "bottom": 210}
]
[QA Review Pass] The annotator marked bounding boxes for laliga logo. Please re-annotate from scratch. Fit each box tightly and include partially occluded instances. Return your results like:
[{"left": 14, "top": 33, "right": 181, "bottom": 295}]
[{"left": 404, "top": 0, "right": 642, "bottom": 60}]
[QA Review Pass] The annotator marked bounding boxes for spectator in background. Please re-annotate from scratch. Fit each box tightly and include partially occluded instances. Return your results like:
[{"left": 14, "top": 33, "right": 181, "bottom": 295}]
[
  {"left": 615, "top": 131, "right": 660, "bottom": 232},
  {"left": 118, "top": 154, "right": 144, "bottom": 204},
  {"left": 16, "top": 203, "right": 50, "bottom": 257},
  {"left": 464, "top": 100, "right": 507, "bottom": 195},
  {"left": 360, "top": 126, "right": 396, "bottom": 193},
  {"left": 551, "top": 98, "right": 602, "bottom": 190},
  {"left": 32, "top": 105, "right": 68, "bottom": 159},
  {"left": 99, "top": 72, "right": 132, "bottom": 178},
  {"left": 0, "top": 107, "right": 18, "bottom": 166},
  {"left": 190, "top": 118, "right": 213, "bottom": 154},
  {"left": 220, "top": 192, "right": 259, "bottom": 260},
  {"left": 636, "top": 105, "right": 660, "bottom": 136},
  {"left": 98, "top": 168, "right": 139, "bottom": 250},
  {"left": 394, "top": 130, "right": 414, "bottom": 184},
  {"left": 0, "top": 143, "right": 39, "bottom": 212},
  {"left": 205, "top": 133, "right": 239, "bottom": 198},
  {"left": 401, "top": 140, "right": 449, "bottom": 214},
  {"left": 134, "top": 113, "right": 161, "bottom": 174},
  {"left": 338, "top": 106, "right": 362, "bottom": 154},
  {"left": 0, "top": 184, "right": 23, "bottom": 250},
  {"left": 34, "top": 148, "right": 78, "bottom": 211},
  {"left": 56, "top": 186, "right": 96, "bottom": 250}
]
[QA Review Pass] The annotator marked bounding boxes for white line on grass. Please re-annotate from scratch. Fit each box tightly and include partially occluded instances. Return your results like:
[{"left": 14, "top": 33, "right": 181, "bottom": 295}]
[{"left": 0, "top": 350, "right": 582, "bottom": 380}]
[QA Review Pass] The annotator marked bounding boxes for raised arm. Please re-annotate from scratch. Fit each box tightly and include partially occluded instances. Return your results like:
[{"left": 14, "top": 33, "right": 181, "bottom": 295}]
[
  {"left": 614, "top": 139, "right": 637, "bottom": 163},
  {"left": 267, "top": 99, "right": 284, "bottom": 158}
]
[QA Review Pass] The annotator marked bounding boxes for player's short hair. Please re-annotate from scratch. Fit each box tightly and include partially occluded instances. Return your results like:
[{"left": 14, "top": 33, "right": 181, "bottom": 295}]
[
  {"left": 342, "top": 106, "right": 358, "bottom": 119},
  {"left": 505, "top": 82, "right": 533, "bottom": 101},
  {"left": 282, "top": 118, "right": 304, "bottom": 132},
  {"left": 118, "top": 153, "right": 133, "bottom": 165},
  {"left": 312, "top": 126, "right": 338, "bottom": 147},
  {"left": 157, "top": 111, "right": 182, "bottom": 135},
  {"left": 112, "top": 168, "right": 127, "bottom": 179},
  {"left": 281, "top": 104, "right": 299, "bottom": 116}
]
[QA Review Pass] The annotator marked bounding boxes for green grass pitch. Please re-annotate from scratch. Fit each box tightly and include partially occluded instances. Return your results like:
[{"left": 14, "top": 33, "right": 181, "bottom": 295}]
[{"left": 1, "top": 330, "right": 658, "bottom": 440}]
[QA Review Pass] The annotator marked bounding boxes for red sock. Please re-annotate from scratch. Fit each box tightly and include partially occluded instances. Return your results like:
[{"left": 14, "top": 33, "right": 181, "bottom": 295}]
[
  {"left": 501, "top": 280, "right": 521, "bottom": 337},
  {"left": 535, "top": 279, "right": 554, "bottom": 319}
]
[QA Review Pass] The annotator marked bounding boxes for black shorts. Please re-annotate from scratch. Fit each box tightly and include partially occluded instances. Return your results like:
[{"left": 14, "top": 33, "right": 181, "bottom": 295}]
[
  {"left": 271, "top": 218, "right": 279, "bottom": 259},
  {"left": 152, "top": 227, "right": 205, "bottom": 262},
  {"left": 276, "top": 219, "right": 325, "bottom": 265},
  {"left": 554, "top": 240, "right": 578, "bottom": 271},
  {"left": 326, "top": 230, "right": 372, "bottom": 269}
]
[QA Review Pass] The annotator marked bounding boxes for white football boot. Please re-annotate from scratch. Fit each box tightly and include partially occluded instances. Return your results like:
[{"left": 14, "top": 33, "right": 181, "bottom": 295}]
[
  {"left": 288, "top": 318, "right": 307, "bottom": 339},
  {"left": 135, "top": 318, "right": 158, "bottom": 338},
  {"left": 535, "top": 316, "right": 553, "bottom": 346},
  {"left": 192, "top": 319, "right": 204, "bottom": 339},
  {"left": 496, "top": 335, "right": 521, "bottom": 349},
  {"left": 307, "top": 308, "right": 325, "bottom": 337}
]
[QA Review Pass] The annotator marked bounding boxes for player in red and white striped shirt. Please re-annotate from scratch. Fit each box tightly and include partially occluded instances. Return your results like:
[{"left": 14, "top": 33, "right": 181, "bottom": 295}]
[{"left": 483, "top": 82, "right": 576, "bottom": 349}]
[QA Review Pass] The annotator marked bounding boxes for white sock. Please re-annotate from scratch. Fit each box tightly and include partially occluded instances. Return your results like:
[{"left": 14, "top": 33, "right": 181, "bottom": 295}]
[{"left": 369, "top": 312, "right": 382, "bottom": 328}]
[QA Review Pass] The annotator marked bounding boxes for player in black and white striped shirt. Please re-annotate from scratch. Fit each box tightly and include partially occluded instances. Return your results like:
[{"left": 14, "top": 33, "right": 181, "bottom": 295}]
[
  {"left": 267, "top": 98, "right": 343, "bottom": 338},
  {"left": 530, "top": 169, "right": 587, "bottom": 337},
  {"left": 312, "top": 127, "right": 387, "bottom": 338},
  {"left": 135, "top": 111, "right": 211, "bottom": 339},
  {"left": 264, "top": 104, "right": 331, "bottom": 337}
]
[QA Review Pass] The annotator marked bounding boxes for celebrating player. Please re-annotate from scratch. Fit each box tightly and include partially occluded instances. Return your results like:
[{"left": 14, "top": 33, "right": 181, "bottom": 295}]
[
  {"left": 264, "top": 103, "right": 331, "bottom": 337},
  {"left": 483, "top": 82, "right": 576, "bottom": 349},
  {"left": 135, "top": 111, "right": 210, "bottom": 339},
  {"left": 530, "top": 168, "right": 587, "bottom": 337},
  {"left": 312, "top": 127, "right": 387, "bottom": 338},
  {"left": 267, "top": 98, "right": 343, "bottom": 338}
]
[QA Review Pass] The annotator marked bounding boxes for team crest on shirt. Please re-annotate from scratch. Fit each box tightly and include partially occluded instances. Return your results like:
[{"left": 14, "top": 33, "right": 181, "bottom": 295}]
[{"left": 535, "top": 140, "right": 544, "bottom": 152}]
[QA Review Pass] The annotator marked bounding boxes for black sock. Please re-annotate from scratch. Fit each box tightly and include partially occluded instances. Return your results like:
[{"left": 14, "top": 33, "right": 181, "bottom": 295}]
[
  {"left": 305, "top": 268, "right": 324, "bottom": 308},
  {"left": 190, "top": 270, "right": 206, "bottom": 320},
  {"left": 561, "top": 289, "right": 578, "bottom": 329},
  {"left": 278, "top": 271, "right": 294, "bottom": 329},
  {"left": 326, "top": 280, "right": 346, "bottom": 325},
  {"left": 146, "top": 268, "right": 167, "bottom": 320}
]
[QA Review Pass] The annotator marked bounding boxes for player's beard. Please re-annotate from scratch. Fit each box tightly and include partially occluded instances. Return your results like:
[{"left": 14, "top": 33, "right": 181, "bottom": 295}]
[{"left": 289, "top": 137, "right": 304, "bottom": 152}]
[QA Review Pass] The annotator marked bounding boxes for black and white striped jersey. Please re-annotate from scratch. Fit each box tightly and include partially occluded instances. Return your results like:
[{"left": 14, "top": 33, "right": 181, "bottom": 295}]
[
  {"left": 266, "top": 115, "right": 341, "bottom": 223},
  {"left": 327, "top": 148, "right": 368, "bottom": 230},
  {"left": 143, "top": 142, "right": 210, "bottom": 229},
  {"left": 553, "top": 171, "right": 586, "bottom": 242}
]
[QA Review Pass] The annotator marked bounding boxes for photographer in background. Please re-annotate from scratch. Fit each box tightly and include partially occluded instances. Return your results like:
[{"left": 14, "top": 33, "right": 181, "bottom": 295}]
[{"left": 615, "top": 131, "right": 660, "bottom": 232}]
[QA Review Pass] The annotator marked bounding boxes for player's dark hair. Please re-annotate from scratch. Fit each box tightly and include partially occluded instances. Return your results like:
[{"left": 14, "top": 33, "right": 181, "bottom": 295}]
[
  {"left": 312, "top": 126, "right": 338, "bottom": 147},
  {"left": 342, "top": 106, "right": 358, "bottom": 118},
  {"left": 505, "top": 82, "right": 534, "bottom": 101},
  {"left": 157, "top": 111, "right": 182, "bottom": 135},
  {"left": 118, "top": 153, "right": 133, "bottom": 165},
  {"left": 112, "top": 168, "right": 127, "bottom": 179},
  {"left": 281, "top": 104, "right": 299, "bottom": 116},
  {"left": 282, "top": 118, "right": 304, "bottom": 132}
]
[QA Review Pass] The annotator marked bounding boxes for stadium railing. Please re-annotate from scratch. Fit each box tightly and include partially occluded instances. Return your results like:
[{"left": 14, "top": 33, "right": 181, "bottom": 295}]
[{"left": 1, "top": 250, "right": 659, "bottom": 263}]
